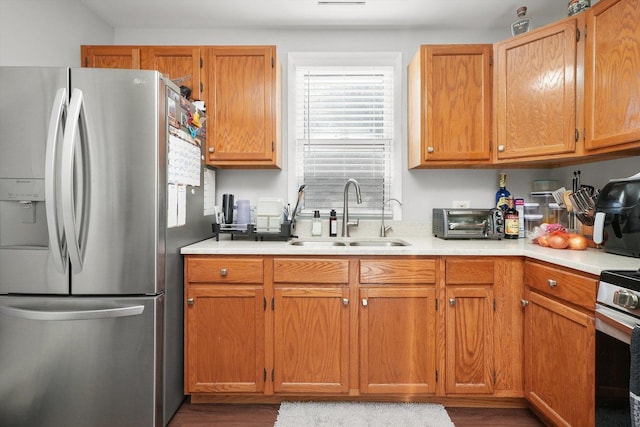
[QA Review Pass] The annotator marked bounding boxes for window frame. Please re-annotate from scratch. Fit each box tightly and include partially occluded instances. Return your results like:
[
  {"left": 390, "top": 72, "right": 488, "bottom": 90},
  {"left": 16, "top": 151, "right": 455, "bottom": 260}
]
[{"left": 287, "top": 51, "right": 403, "bottom": 220}]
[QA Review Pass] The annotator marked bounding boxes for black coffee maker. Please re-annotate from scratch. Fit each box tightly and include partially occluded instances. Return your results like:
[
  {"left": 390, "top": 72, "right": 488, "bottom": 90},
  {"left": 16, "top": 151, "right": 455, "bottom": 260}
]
[{"left": 593, "top": 173, "right": 640, "bottom": 257}]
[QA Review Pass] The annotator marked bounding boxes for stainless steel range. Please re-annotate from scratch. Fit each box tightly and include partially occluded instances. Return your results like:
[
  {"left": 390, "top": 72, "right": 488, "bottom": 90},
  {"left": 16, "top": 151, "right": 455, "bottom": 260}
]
[{"left": 595, "top": 269, "right": 640, "bottom": 426}]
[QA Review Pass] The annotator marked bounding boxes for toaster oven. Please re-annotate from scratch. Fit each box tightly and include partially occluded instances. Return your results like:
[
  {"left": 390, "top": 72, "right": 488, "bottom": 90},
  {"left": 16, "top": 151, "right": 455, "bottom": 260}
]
[{"left": 432, "top": 208, "right": 504, "bottom": 240}]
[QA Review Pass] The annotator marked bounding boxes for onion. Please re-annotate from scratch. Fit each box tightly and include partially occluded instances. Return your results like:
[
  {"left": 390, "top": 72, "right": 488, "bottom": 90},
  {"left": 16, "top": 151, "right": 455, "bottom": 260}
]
[
  {"left": 536, "top": 235, "right": 549, "bottom": 247},
  {"left": 547, "top": 234, "right": 569, "bottom": 249},
  {"left": 567, "top": 234, "right": 588, "bottom": 250}
]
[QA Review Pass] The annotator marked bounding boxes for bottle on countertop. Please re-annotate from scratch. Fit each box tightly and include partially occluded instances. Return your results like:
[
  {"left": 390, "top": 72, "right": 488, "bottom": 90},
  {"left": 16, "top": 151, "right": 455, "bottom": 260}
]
[
  {"left": 312, "top": 210, "right": 322, "bottom": 236},
  {"left": 495, "top": 173, "right": 511, "bottom": 211},
  {"left": 504, "top": 196, "right": 520, "bottom": 239},
  {"left": 329, "top": 209, "right": 338, "bottom": 237}
]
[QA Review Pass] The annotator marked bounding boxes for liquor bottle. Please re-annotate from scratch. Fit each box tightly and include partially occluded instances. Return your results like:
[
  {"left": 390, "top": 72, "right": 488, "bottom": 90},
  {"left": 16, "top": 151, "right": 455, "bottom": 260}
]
[
  {"left": 504, "top": 197, "right": 520, "bottom": 239},
  {"left": 495, "top": 173, "right": 511, "bottom": 211},
  {"left": 511, "top": 6, "right": 532, "bottom": 36}
]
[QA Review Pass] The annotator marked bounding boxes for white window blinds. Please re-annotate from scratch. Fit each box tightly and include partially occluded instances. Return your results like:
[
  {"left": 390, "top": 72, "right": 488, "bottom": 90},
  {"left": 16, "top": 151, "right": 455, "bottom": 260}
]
[{"left": 295, "top": 65, "right": 394, "bottom": 216}]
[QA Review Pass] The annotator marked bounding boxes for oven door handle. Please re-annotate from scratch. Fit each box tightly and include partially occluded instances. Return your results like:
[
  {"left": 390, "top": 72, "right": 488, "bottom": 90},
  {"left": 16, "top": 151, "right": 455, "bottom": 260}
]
[{"left": 595, "top": 304, "right": 637, "bottom": 345}]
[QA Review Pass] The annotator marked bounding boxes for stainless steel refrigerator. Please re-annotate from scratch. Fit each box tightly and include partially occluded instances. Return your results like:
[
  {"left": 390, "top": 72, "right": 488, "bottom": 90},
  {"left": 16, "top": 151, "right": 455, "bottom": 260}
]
[{"left": 0, "top": 67, "right": 212, "bottom": 427}]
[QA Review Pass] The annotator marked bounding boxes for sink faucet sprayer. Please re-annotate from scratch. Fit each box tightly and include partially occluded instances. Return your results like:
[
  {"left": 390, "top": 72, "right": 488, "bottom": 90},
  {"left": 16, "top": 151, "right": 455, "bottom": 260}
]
[
  {"left": 380, "top": 198, "right": 403, "bottom": 237},
  {"left": 342, "top": 178, "right": 362, "bottom": 237}
]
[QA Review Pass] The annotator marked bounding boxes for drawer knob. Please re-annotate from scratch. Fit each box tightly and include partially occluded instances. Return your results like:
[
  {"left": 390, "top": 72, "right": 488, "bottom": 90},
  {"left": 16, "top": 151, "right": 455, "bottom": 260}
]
[
  {"left": 208, "top": 147, "right": 214, "bottom": 153},
  {"left": 547, "top": 279, "right": 557, "bottom": 288},
  {"left": 427, "top": 146, "right": 434, "bottom": 153},
  {"left": 187, "top": 298, "right": 194, "bottom": 305},
  {"left": 220, "top": 268, "right": 228, "bottom": 277},
  {"left": 449, "top": 298, "right": 456, "bottom": 306},
  {"left": 521, "top": 299, "right": 529, "bottom": 307},
  {"left": 343, "top": 298, "right": 349, "bottom": 306},
  {"left": 498, "top": 145, "right": 505, "bottom": 152},
  {"left": 361, "top": 299, "right": 367, "bottom": 307}
]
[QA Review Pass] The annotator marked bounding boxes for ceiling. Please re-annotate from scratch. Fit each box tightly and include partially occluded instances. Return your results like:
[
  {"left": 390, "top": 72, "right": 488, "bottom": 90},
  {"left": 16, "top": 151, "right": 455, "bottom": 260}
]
[{"left": 79, "top": 0, "right": 569, "bottom": 32}]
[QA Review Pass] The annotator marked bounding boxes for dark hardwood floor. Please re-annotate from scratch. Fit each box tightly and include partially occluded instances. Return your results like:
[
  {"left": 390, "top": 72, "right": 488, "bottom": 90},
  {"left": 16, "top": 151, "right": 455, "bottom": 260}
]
[{"left": 168, "top": 398, "right": 545, "bottom": 427}]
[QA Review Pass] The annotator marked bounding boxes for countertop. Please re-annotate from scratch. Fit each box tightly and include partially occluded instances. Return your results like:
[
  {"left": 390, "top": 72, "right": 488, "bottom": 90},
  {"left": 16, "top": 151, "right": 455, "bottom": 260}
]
[{"left": 181, "top": 221, "right": 640, "bottom": 276}]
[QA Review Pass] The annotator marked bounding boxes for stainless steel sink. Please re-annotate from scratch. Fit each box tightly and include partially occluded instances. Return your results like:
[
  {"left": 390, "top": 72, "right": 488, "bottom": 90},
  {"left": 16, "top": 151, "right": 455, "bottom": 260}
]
[
  {"left": 289, "top": 238, "right": 410, "bottom": 247},
  {"left": 289, "top": 240, "right": 348, "bottom": 247},
  {"left": 348, "top": 239, "right": 410, "bottom": 247}
]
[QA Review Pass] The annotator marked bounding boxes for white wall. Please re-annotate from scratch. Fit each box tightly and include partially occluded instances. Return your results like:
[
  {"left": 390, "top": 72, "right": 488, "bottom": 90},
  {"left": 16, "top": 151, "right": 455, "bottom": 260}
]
[
  {"left": 0, "top": 0, "right": 113, "bottom": 66},
  {"left": 1, "top": 1, "right": 637, "bottom": 221}
]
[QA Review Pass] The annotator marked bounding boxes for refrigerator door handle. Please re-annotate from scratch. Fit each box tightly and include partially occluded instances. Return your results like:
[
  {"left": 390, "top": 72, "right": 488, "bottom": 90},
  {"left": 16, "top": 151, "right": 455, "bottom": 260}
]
[
  {"left": 0, "top": 303, "right": 145, "bottom": 321},
  {"left": 45, "top": 87, "right": 68, "bottom": 274},
  {"left": 61, "top": 88, "right": 88, "bottom": 272}
]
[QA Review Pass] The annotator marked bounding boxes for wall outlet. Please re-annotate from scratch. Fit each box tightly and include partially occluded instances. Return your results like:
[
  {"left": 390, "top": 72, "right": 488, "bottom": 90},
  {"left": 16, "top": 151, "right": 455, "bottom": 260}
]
[{"left": 453, "top": 200, "right": 470, "bottom": 208}]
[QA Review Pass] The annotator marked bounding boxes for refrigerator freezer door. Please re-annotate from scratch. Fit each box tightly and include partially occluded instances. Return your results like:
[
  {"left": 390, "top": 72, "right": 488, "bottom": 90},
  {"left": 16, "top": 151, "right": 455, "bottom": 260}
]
[
  {"left": 66, "top": 68, "right": 165, "bottom": 295},
  {"left": 0, "top": 295, "right": 163, "bottom": 427},
  {"left": 0, "top": 67, "right": 69, "bottom": 295}
]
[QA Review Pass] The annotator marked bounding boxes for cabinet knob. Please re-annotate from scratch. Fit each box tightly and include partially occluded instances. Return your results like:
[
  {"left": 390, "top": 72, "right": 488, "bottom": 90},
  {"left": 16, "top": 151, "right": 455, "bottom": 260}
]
[
  {"left": 220, "top": 268, "right": 228, "bottom": 277},
  {"left": 187, "top": 298, "right": 194, "bottom": 305},
  {"left": 449, "top": 298, "right": 456, "bottom": 306},
  {"left": 343, "top": 298, "right": 349, "bottom": 306},
  {"left": 498, "top": 145, "right": 505, "bottom": 152},
  {"left": 521, "top": 299, "right": 529, "bottom": 307},
  {"left": 427, "top": 146, "right": 434, "bottom": 153},
  {"left": 547, "top": 279, "right": 557, "bottom": 288},
  {"left": 208, "top": 147, "right": 214, "bottom": 153},
  {"left": 361, "top": 299, "right": 367, "bottom": 307}
]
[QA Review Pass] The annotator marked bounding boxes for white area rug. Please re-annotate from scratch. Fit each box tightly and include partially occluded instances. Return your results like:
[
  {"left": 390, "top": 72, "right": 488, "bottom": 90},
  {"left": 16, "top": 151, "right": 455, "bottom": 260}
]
[{"left": 274, "top": 401, "right": 455, "bottom": 427}]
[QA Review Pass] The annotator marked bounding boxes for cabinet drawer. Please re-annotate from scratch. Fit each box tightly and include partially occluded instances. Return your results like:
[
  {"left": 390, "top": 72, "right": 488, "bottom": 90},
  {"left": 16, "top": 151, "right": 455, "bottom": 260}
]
[
  {"left": 273, "top": 258, "right": 349, "bottom": 284},
  {"left": 445, "top": 258, "right": 495, "bottom": 284},
  {"left": 186, "top": 257, "right": 263, "bottom": 284},
  {"left": 524, "top": 260, "right": 597, "bottom": 310},
  {"left": 360, "top": 258, "right": 436, "bottom": 284}
]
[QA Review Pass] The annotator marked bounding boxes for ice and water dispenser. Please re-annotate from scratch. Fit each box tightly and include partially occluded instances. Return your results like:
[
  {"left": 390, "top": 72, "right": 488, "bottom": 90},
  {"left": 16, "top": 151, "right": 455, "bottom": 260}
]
[{"left": 0, "top": 178, "right": 48, "bottom": 249}]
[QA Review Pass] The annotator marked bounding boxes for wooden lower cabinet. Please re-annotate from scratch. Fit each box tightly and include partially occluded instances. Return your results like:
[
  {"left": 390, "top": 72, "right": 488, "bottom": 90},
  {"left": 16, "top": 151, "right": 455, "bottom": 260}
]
[
  {"left": 184, "top": 256, "right": 265, "bottom": 394},
  {"left": 273, "top": 284, "right": 350, "bottom": 394},
  {"left": 184, "top": 255, "right": 527, "bottom": 402},
  {"left": 523, "top": 260, "right": 596, "bottom": 427},
  {"left": 445, "top": 286, "right": 494, "bottom": 394},
  {"left": 359, "top": 286, "right": 437, "bottom": 394}
]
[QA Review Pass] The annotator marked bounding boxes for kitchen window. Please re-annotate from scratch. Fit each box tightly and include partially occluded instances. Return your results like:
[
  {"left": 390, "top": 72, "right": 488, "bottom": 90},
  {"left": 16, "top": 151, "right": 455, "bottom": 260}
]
[{"left": 288, "top": 52, "right": 402, "bottom": 218}]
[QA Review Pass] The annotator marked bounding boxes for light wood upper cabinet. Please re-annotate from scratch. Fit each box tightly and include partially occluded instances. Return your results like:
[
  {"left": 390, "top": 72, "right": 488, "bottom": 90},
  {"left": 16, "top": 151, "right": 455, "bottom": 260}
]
[
  {"left": 493, "top": 17, "right": 581, "bottom": 162},
  {"left": 141, "top": 47, "right": 203, "bottom": 100},
  {"left": 584, "top": 0, "right": 640, "bottom": 153},
  {"left": 81, "top": 46, "right": 141, "bottom": 69},
  {"left": 408, "top": 44, "right": 493, "bottom": 167},
  {"left": 204, "top": 46, "right": 282, "bottom": 168}
]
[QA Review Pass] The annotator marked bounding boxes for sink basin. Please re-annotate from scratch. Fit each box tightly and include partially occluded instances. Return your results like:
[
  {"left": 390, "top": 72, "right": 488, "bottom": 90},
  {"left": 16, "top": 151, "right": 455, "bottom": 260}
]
[
  {"left": 348, "top": 239, "right": 410, "bottom": 247},
  {"left": 289, "top": 239, "right": 410, "bottom": 247},
  {"left": 289, "top": 240, "right": 347, "bottom": 247}
]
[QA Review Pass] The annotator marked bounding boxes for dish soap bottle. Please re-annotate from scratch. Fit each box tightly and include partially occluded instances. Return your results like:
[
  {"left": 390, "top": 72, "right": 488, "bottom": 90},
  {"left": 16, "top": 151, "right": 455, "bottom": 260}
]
[
  {"left": 495, "top": 172, "right": 511, "bottom": 211},
  {"left": 312, "top": 210, "right": 322, "bottom": 236},
  {"left": 329, "top": 209, "right": 338, "bottom": 237}
]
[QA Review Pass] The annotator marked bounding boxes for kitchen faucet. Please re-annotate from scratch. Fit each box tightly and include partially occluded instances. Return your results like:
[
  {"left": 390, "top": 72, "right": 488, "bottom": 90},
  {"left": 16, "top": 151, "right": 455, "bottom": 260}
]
[
  {"left": 342, "top": 178, "right": 362, "bottom": 237},
  {"left": 380, "top": 198, "right": 403, "bottom": 237}
]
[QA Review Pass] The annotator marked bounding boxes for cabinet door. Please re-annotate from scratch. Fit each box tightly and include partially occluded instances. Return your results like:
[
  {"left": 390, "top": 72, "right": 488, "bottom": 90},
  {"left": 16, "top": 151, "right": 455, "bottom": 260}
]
[
  {"left": 585, "top": 0, "right": 640, "bottom": 152},
  {"left": 81, "top": 46, "right": 141, "bottom": 69},
  {"left": 408, "top": 45, "right": 492, "bottom": 167},
  {"left": 494, "top": 19, "right": 578, "bottom": 161},
  {"left": 524, "top": 289, "right": 595, "bottom": 427},
  {"left": 273, "top": 285, "right": 350, "bottom": 394},
  {"left": 184, "top": 285, "right": 265, "bottom": 393},
  {"left": 445, "top": 286, "right": 494, "bottom": 394},
  {"left": 205, "top": 46, "right": 281, "bottom": 168},
  {"left": 141, "top": 47, "right": 202, "bottom": 100},
  {"left": 359, "top": 287, "right": 436, "bottom": 394}
]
